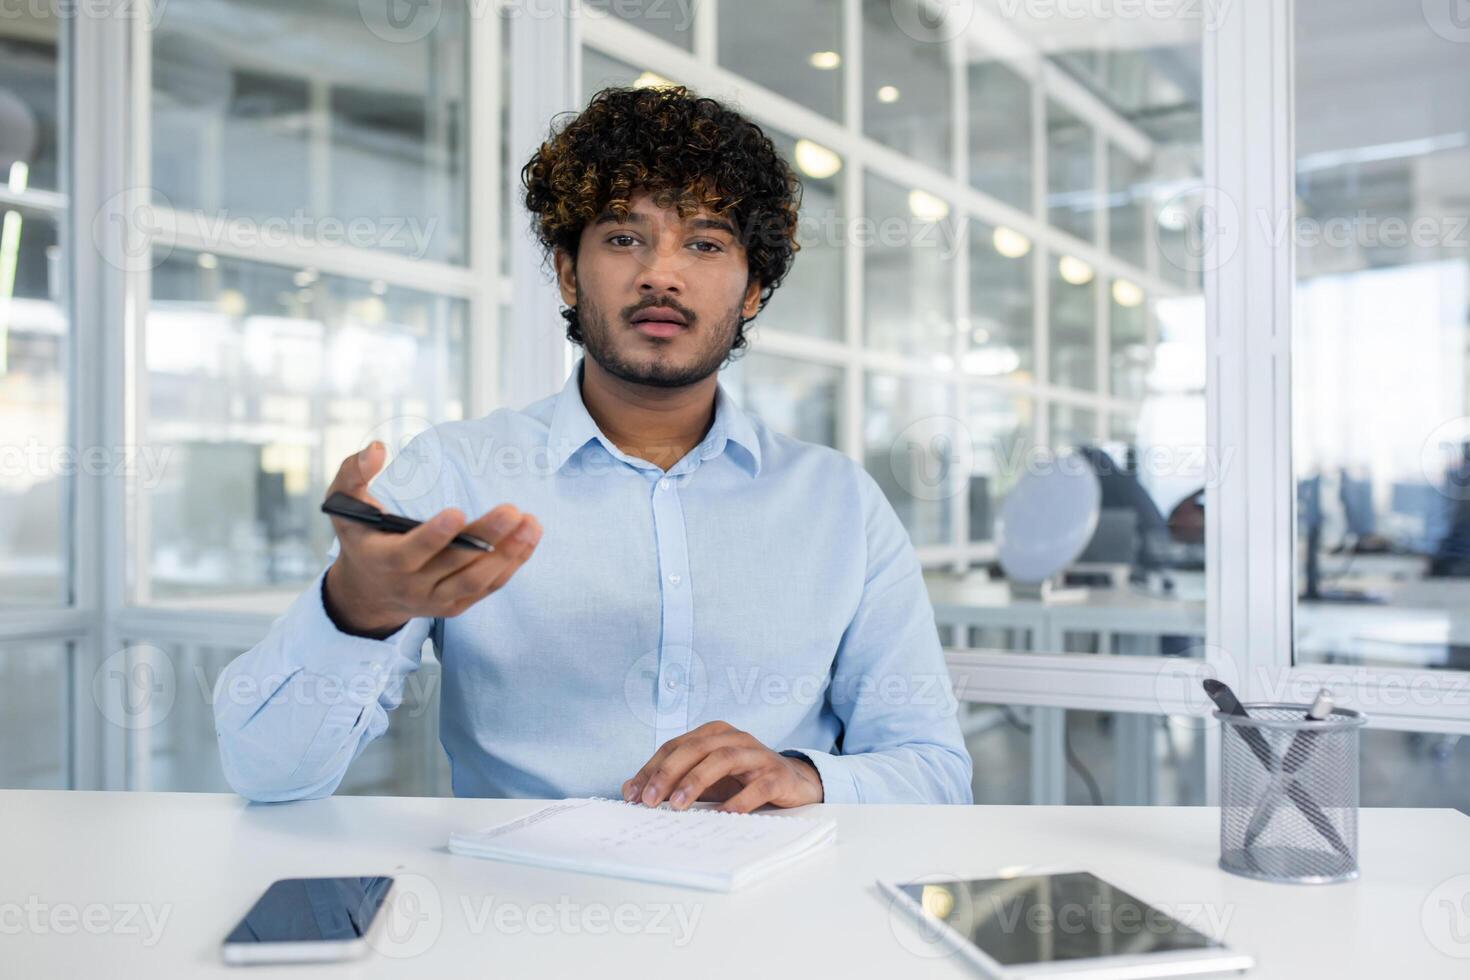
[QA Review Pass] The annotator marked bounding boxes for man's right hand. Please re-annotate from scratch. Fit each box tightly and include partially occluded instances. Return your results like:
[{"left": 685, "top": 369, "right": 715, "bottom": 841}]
[{"left": 321, "top": 441, "right": 543, "bottom": 639}]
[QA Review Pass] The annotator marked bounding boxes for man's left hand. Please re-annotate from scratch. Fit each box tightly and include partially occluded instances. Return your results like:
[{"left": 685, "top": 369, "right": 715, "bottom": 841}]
[{"left": 622, "top": 721, "right": 824, "bottom": 813}]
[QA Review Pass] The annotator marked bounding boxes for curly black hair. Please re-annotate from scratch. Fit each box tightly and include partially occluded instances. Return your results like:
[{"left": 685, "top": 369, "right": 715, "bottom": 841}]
[{"left": 520, "top": 85, "right": 803, "bottom": 352}]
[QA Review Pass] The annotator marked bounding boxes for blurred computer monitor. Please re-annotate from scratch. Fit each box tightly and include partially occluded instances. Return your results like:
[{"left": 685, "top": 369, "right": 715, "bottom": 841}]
[
  {"left": 1338, "top": 469, "right": 1376, "bottom": 538},
  {"left": 1078, "top": 508, "right": 1139, "bottom": 565},
  {"left": 968, "top": 474, "right": 992, "bottom": 542},
  {"left": 1390, "top": 481, "right": 1449, "bottom": 555},
  {"left": 1299, "top": 475, "right": 1323, "bottom": 530}
]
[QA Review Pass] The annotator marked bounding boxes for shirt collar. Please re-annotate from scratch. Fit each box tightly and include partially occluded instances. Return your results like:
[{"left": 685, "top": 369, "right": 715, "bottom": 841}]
[{"left": 546, "top": 359, "right": 762, "bottom": 477}]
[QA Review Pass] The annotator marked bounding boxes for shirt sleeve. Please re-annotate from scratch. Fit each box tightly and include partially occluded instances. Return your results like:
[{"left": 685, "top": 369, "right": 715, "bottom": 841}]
[
  {"left": 212, "top": 449, "right": 442, "bottom": 803},
  {"left": 784, "top": 467, "right": 975, "bottom": 805}
]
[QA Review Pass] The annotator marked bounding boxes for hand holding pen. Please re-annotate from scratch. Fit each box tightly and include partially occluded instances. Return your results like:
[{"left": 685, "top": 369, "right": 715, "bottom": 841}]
[{"left": 317, "top": 442, "right": 544, "bottom": 638}]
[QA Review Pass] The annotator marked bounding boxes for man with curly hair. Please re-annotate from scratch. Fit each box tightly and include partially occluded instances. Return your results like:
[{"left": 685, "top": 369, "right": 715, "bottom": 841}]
[{"left": 215, "top": 86, "right": 973, "bottom": 810}]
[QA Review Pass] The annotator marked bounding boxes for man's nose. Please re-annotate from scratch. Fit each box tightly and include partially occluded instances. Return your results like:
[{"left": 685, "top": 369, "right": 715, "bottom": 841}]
[{"left": 635, "top": 241, "right": 696, "bottom": 292}]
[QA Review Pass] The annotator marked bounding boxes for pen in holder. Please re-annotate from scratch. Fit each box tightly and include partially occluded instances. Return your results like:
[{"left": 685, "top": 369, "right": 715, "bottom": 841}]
[{"left": 1215, "top": 702, "right": 1366, "bottom": 884}]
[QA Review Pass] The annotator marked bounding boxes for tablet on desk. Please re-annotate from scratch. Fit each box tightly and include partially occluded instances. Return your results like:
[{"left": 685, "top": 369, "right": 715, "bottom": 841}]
[{"left": 881, "top": 869, "right": 1253, "bottom": 979}]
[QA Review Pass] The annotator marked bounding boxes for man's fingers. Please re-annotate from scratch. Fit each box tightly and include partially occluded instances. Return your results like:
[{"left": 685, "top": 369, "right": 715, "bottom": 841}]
[
  {"left": 620, "top": 723, "right": 807, "bottom": 813},
  {"left": 475, "top": 534, "right": 539, "bottom": 593},
  {"left": 366, "top": 506, "right": 478, "bottom": 573},
  {"left": 414, "top": 506, "right": 531, "bottom": 581},
  {"left": 416, "top": 539, "right": 495, "bottom": 581},
  {"left": 460, "top": 504, "right": 530, "bottom": 546},
  {"left": 426, "top": 515, "right": 542, "bottom": 609},
  {"left": 718, "top": 775, "right": 783, "bottom": 814},
  {"left": 623, "top": 737, "right": 687, "bottom": 803},
  {"left": 668, "top": 749, "right": 763, "bottom": 810},
  {"left": 328, "top": 442, "right": 387, "bottom": 500},
  {"left": 639, "top": 737, "right": 750, "bottom": 808},
  {"left": 623, "top": 722, "right": 737, "bottom": 803},
  {"left": 324, "top": 444, "right": 390, "bottom": 543},
  {"left": 627, "top": 738, "right": 707, "bottom": 806}
]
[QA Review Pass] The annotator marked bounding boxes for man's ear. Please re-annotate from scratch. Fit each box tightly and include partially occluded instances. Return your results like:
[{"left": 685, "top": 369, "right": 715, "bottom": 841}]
[
  {"left": 741, "top": 277, "right": 762, "bottom": 320},
  {"left": 554, "top": 248, "right": 577, "bottom": 306}
]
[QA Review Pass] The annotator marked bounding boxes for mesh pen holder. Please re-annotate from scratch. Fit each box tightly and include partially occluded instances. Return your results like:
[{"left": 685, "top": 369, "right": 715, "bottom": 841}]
[{"left": 1215, "top": 703, "right": 1366, "bottom": 884}]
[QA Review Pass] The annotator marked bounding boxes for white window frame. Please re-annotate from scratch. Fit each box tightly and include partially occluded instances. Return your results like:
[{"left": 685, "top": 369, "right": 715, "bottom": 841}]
[
  {"left": 68, "top": 0, "right": 542, "bottom": 789},
  {"left": 580, "top": 2, "right": 1470, "bottom": 751},
  {"left": 7, "top": 0, "right": 1464, "bottom": 795},
  {"left": 581, "top": 1, "right": 1178, "bottom": 572},
  {"left": 1207, "top": 1, "right": 1470, "bottom": 736}
]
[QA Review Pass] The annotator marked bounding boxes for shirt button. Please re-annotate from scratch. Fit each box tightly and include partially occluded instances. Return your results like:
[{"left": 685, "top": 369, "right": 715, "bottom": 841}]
[
  {"left": 657, "top": 478, "right": 671, "bottom": 491},
  {"left": 667, "top": 573, "right": 681, "bottom": 586},
  {"left": 664, "top": 675, "right": 678, "bottom": 692}
]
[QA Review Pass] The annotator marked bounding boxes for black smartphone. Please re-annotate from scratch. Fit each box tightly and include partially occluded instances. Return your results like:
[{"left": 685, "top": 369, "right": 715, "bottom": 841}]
[
  {"left": 321, "top": 492, "right": 494, "bottom": 552},
  {"left": 221, "top": 876, "right": 395, "bottom": 964}
]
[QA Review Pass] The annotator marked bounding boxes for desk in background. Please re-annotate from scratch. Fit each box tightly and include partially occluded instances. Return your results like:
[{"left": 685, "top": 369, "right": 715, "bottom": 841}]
[
  {"left": 926, "top": 559, "right": 1470, "bottom": 666},
  {"left": 924, "top": 570, "right": 1206, "bottom": 655},
  {"left": 924, "top": 564, "right": 1470, "bottom": 806}
]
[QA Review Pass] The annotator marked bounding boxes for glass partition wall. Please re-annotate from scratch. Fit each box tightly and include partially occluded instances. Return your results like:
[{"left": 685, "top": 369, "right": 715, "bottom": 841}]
[
  {"left": 614, "top": 1, "right": 1210, "bottom": 803},
  {"left": 1, "top": 3, "right": 73, "bottom": 789},
  {"left": 1, "top": 1, "right": 1464, "bottom": 808},
  {"left": 1287, "top": 0, "right": 1470, "bottom": 807}
]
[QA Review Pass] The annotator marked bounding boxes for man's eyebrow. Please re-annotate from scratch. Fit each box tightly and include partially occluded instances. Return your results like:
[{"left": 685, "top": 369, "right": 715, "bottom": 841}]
[
  {"left": 689, "top": 217, "right": 738, "bottom": 236},
  {"left": 592, "top": 210, "right": 738, "bottom": 236},
  {"left": 593, "top": 210, "right": 644, "bottom": 226}
]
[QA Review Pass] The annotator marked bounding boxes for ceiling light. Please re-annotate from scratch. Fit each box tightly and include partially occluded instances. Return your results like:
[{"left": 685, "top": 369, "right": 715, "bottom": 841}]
[
  {"left": 216, "top": 288, "right": 247, "bottom": 317},
  {"left": 1111, "top": 278, "right": 1144, "bottom": 307},
  {"left": 907, "top": 189, "right": 949, "bottom": 222},
  {"left": 1058, "top": 255, "right": 1094, "bottom": 286},
  {"left": 794, "top": 139, "right": 842, "bottom": 179},
  {"left": 963, "top": 347, "right": 1021, "bottom": 377},
  {"left": 992, "top": 225, "right": 1031, "bottom": 258}
]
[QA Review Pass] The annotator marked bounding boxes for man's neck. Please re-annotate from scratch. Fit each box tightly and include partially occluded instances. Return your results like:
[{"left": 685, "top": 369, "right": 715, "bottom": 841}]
[{"left": 579, "top": 358, "right": 719, "bottom": 472}]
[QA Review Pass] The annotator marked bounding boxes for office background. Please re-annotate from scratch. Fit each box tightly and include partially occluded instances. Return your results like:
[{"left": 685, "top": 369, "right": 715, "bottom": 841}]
[{"left": 0, "top": 0, "right": 1466, "bottom": 811}]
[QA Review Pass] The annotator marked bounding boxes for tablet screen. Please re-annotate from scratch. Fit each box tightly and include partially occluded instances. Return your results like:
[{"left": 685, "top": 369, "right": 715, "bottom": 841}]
[{"left": 895, "top": 871, "right": 1220, "bottom": 967}]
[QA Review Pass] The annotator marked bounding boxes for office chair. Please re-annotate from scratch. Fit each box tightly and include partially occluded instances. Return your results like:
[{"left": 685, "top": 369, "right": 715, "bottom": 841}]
[
  {"left": 1076, "top": 445, "right": 1171, "bottom": 572},
  {"left": 1429, "top": 444, "right": 1470, "bottom": 578}
]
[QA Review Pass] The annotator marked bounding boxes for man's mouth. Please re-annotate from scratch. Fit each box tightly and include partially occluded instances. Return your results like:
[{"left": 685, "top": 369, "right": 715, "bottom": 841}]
[{"left": 631, "top": 310, "right": 689, "bottom": 338}]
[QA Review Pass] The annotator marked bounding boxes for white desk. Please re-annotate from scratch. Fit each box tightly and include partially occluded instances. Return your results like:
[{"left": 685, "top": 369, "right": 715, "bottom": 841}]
[
  {"left": 5, "top": 790, "right": 1468, "bottom": 978},
  {"left": 923, "top": 571, "right": 1204, "bottom": 654}
]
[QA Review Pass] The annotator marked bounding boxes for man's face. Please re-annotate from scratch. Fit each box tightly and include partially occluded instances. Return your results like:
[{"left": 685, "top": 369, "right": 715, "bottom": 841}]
[{"left": 556, "top": 188, "right": 763, "bottom": 388}]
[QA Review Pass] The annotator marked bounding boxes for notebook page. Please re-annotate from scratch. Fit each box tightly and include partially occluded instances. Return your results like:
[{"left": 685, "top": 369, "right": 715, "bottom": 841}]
[{"left": 451, "top": 798, "right": 834, "bottom": 881}]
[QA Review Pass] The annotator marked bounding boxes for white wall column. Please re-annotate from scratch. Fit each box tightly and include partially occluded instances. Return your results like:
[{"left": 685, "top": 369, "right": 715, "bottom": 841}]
[{"left": 505, "top": 0, "right": 579, "bottom": 409}]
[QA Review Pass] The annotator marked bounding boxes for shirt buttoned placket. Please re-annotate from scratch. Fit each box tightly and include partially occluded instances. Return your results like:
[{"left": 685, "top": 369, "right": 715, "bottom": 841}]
[{"left": 648, "top": 460, "right": 700, "bottom": 748}]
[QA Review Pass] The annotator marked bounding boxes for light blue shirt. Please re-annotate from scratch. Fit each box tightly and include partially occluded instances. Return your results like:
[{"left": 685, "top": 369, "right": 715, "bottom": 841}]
[{"left": 214, "top": 359, "right": 973, "bottom": 804}]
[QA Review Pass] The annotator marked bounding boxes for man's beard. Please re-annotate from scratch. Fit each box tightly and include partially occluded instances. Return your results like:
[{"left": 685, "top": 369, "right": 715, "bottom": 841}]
[{"left": 575, "top": 284, "right": 742, "bottom": 389}]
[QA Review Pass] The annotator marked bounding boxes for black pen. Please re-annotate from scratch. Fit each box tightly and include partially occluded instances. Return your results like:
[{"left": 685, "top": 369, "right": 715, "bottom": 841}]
[
  {"left": 1203, "top": 679, "right": 1352, "bottom": 859},
  {"left": 321, "top": 492, "right": 495, "bottom": 553},
  {"left": 1243, "top": 688, "right": 1334, "bottom": 849}
]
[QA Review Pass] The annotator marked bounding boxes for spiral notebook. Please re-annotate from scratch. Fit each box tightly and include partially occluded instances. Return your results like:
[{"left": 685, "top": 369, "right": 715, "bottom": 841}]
[{"left": 448, "top": 798, "right": 838, "bottom": 892}]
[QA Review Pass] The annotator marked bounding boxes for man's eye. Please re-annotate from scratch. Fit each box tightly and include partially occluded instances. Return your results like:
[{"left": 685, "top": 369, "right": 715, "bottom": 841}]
[
  {"left": 608, "top": 235, "right": 638, "bottom": 247},
  {"left": 690, "top": 241, "right": 723, "bottom": 253}
]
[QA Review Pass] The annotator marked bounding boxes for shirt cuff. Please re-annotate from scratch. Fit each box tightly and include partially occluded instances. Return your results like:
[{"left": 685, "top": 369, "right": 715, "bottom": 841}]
[
  {"left": 781, "top": 748, "right": 859, "bottom": 805},
  {"left": 286, "top": 568, "right": 415, "bottom": 704}
]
